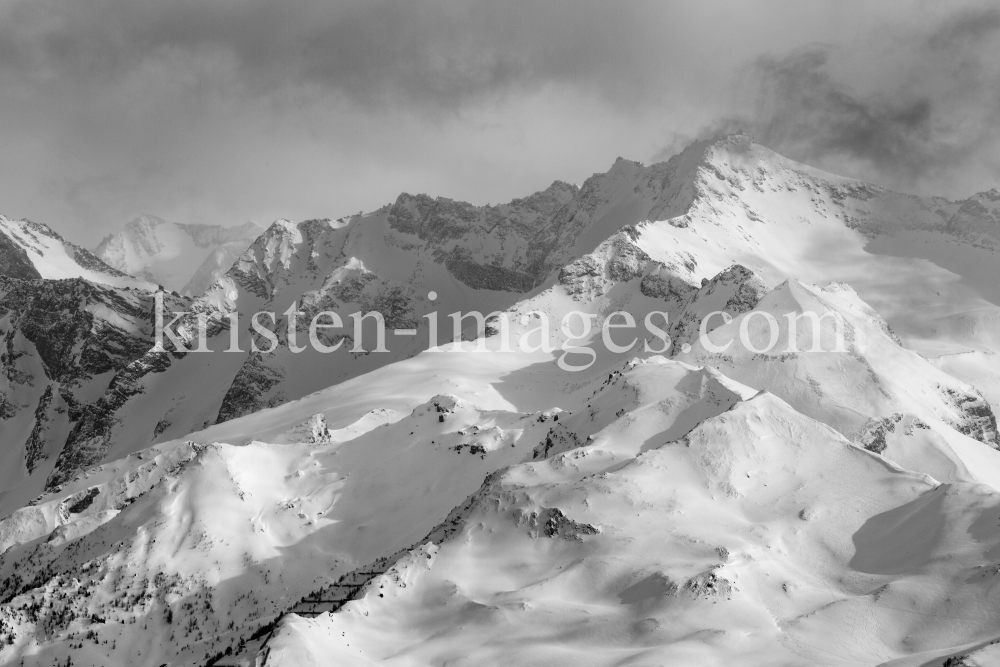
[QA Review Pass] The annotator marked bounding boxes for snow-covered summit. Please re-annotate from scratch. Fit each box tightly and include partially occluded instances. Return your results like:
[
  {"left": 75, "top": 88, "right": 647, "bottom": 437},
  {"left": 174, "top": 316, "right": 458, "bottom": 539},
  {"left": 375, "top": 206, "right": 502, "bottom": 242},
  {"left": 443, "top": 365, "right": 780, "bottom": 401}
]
[
  {"left": 6, "top": 133, "right": 1000, "bottom": 501},
  {"left": 0, "top": 215, "right": 150, "bottom": 289},
  {"left": 93, "top": 214, "right": 263, "bottom": 294},
  {"left": 5, "top": 134, "right": 1000, "bottom": 666}
]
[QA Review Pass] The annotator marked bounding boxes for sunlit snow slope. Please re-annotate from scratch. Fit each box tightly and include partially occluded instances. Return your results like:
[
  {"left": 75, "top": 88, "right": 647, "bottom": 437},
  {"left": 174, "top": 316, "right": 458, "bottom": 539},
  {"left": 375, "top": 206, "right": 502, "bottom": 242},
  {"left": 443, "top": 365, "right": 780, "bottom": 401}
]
[
  {"left": 2, "top": 134, "right": 1000, "bottom": 667},
  {"left": 0, "top": 216, "right": 151, "bottom": 289}
]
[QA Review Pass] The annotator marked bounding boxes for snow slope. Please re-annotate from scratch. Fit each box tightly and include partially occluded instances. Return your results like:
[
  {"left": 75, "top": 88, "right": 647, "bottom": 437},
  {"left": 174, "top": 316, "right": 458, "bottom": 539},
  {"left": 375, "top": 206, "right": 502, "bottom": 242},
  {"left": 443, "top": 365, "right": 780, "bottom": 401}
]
[
  {"left": 267, "top": 388, "right": 1000, "bottom": 667},
  {"left": 623, "top": 135, "right": 1000, "bottom": 412},
  {"left": 1, "top": 134, "right": 1000, "bottom": 666},
  {"left": 0, "top": 216, "right": 151, "bottom": 289},
  {"left": 37, "top": 133, "right": 1000, "bottom": 491},
  {"left": 4, "top": 347, "right": 1000, "bottom": 666},
  {"left": 676, "top": 278, "right": 1000, "bottom": 482}
]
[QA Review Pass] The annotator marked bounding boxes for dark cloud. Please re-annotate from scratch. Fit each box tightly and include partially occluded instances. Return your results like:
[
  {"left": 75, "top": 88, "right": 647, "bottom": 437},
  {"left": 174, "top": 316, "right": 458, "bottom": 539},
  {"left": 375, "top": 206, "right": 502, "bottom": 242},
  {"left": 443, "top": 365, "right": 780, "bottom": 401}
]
[
  {"left": 711, "top": 7, "right": 1000, "bottom": 196},
  {"left": 0, "top": 0, "right": 738, "bottom": 241},
  {"left": 733, "top": 48, "right": 946, "bottom": 182},
  {"left": 0, "top": 0, "right": 683, "bottom": 110},
  {"left": 0, "top": 0, "right": 998, "bottom": 241}
]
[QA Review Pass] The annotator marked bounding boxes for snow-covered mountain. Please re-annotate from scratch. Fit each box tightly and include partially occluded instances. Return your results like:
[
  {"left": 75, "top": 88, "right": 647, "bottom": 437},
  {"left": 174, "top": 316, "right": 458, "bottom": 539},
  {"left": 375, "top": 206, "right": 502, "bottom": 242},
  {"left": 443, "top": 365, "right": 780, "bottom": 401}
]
[
  {"left": 92, "top": 215, "right": 263, "bottom": 295},
  {"left": 0, "top": 216, "right": 151, "bottom": 289},
  {"left": 3, "top": 134, "right": 1000, "bottom": 666}
]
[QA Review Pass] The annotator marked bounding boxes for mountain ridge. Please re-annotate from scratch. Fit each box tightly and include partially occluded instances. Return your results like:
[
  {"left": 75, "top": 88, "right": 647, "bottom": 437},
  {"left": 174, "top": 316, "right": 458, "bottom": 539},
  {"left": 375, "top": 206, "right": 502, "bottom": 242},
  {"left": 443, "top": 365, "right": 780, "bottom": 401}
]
[
  {"left": 0, "top": 216, "right": 150, "bottom": 290},
  {"left": 92, "top": 214, "right": 263, "bottom": 295},
  {"left": 6, "top": 132, "right": 1000, "bottom": 501},
  {"left": 2, "top": 134, "right": 1000, "bottom": 665}
]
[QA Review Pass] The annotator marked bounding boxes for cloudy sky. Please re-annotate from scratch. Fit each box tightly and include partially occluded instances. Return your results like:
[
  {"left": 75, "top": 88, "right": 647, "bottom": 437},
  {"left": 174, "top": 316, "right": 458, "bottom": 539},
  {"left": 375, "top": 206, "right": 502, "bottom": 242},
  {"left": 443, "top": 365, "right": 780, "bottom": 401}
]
[{"left": 1, "top": 0, "right": 999, "bottom": 245}]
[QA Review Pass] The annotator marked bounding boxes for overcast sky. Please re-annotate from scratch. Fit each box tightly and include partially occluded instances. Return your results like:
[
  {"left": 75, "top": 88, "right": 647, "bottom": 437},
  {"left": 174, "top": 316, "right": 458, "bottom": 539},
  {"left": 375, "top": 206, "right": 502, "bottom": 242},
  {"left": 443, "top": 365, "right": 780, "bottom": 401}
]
[{"left": 1, "top": 0, "right": 999, "bottom": 245}]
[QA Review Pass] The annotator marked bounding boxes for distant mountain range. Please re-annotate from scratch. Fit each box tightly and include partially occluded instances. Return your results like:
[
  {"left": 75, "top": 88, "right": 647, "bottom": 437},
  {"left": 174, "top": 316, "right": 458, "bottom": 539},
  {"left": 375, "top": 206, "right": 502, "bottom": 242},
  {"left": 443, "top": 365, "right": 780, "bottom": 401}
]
[
  {"left": 92, "top": 214, "right": 263, "bottom": 295},
  {"left": 1, "top": 134, "right": 1000, "bottom": 665}
]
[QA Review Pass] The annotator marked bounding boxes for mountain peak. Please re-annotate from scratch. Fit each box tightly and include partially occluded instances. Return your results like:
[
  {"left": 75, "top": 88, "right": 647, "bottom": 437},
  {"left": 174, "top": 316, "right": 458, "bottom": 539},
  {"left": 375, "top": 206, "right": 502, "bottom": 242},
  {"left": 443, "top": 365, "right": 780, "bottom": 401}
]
[
  {"left": 6, "top": 126, "right": 1000, "bottom": 667},
  {"left": 0, "top": 214, "right": 143, "bottom": 287},
  {"left": 93, "top": 216, "right": 264, "bottom": 294}
]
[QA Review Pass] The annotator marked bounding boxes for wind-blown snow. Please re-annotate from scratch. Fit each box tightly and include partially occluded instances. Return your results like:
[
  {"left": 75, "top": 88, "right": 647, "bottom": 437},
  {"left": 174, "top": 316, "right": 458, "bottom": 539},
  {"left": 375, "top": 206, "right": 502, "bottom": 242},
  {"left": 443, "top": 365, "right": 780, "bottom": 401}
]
[{"left": 93, "top": 214, "right": 262, "bottom": 295}]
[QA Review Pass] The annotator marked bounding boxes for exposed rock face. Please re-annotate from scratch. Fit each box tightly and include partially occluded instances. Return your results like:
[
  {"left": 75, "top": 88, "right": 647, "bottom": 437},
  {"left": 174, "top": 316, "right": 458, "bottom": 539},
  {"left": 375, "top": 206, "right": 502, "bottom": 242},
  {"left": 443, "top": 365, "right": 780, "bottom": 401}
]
[
  {"left": 640, "top": 263, "right": 699, "bottom": 301},
  {"left": 667, "top": 265, "right": 769, "bottom": 351},
  {"left": 23, "top": 386, "right": 55, "bottom": 473},
  {"left": 387, "top": 182, "right": 578, "bottom": 292},
  {"left": 557, "top": 224, "right": 709, "bottom": 313},
  {"left": 556, "top": 234, "right": 767, "bottom": 357},
  {"left": 275, "top": 414, "right": 333, "bottom": 444},
  {"left": 45, "top": 348, "right": 177, "bottom": 491},
  {"left": 559, "top": 229, "right": 660, "bottom": 298},
  {"left": 532, "top": 423, "right": 581, "bottom": 459},
  {"left": 521, "top": 507, "right": 599, "bottom": 540},
  {"left": 381, "top": 141, "right": 717, "bottom": 294},
  {"left": 946, "top": 189, "right": 1000, "bottom": 250},
  {"left": 683, "top": 569, "right": 733, "bottom": 600},
  {"left": 0, "top": 278, "right": 152, "bottom": 383},
  {"left": 943, "top": 386, "right": 1000, "bottom": 448},
  {"left": 215, "top": 353, "right": 287, "bottom": 425},
  {"left": 213, "top": 220, "right": 425, "bottom": 423},
  {"left": 859, "top": 413, "right": 905, "bottom": 454},
  {"left": 0, "top": 274, "right": 193, "bottom": 492},
  {"left": 0, "top": 233, "right": 42, "bottom": 280},
  {"left": 228, "top": 218, "right": 342, "bottom": 299}
]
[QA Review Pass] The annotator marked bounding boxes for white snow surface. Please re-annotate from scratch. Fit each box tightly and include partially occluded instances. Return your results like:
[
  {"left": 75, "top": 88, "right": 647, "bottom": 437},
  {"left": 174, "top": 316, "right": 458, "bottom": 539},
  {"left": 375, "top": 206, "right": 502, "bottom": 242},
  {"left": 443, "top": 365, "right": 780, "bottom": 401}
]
[
  {"left": 3, "top": 135, "right": 1000, "bottom": 666},
  {"left": 93, "top": 214, "right": 262, "bottom": 294},
  {"left": 0, "top": 216, "right": 153, "bottom": 289}
]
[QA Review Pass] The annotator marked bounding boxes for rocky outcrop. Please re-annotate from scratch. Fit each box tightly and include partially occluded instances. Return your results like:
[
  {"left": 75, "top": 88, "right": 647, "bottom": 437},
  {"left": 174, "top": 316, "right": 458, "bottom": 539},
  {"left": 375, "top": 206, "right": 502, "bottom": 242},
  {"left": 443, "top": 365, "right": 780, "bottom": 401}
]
[
  {"left": 45, "top": 348, "right": 176, "bottom": 491},
  {"left": 517, "top": 506, "right": 599, "bottom": 540},
  {"left": 943, "top": 386, "right": 1000, "bottom": 448},
  {"left": 387, "top": 182, "right": 578, "bottom": 292},
  {"left": 559, "top": 230, "right": 659, "bottom": 298},
  {"left": 276, "top": 414, "right": 333, "bottom": 444},
  {"left": 0, "top": 233, "right": 42, "bottom": 280},
  {"left": 532, "top": 423, "right": 581, "bottom": 459},
  {"left": 0, "top": 277, "right": 190, "bottom": 488},
  {"left": 0, "top": 278, "right": 153, "bottom": 382},
  {"left": 0, "top": 272, "right": 207, "bottom": 491},
  {"left": 859, "top": 413, "right": 904, "bottom": 454},
  {"left": 946, "top": 189, "right": 1000, "bottom": 250},
  {"left": 668, "top": 265, "right": 769, "bottom": 351},
  {"left": 214, "top": 353, "right": 286, "bottom": 425},
  {"left": 23, "top": 386, "right": 55, "bottom": 473},
  {"left": 683, "top": 568, "right": 733, "bottom": 600}
]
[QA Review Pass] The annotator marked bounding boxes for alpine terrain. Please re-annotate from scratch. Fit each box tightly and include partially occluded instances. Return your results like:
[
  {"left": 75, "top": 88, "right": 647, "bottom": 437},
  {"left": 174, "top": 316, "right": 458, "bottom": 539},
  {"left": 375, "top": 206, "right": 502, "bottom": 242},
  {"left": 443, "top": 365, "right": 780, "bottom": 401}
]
[
  {"left": 2, "top": 134, "right": 1000, "bottom": 666},
  {"left": 93, "top": 215, "right": 264, "bottom": 295}
]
